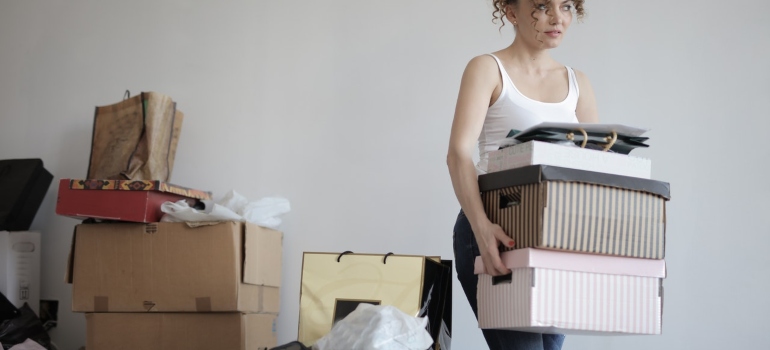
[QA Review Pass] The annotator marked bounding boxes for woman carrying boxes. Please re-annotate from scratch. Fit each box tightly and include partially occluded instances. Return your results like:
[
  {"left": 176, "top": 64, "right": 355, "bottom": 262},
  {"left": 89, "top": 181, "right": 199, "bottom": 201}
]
[{"left": 447, "top": 0, "right": 616, "bottom": 350}]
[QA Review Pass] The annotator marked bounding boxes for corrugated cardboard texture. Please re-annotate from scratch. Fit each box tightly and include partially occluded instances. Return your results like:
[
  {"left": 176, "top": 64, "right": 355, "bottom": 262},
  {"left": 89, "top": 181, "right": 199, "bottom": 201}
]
[
  {"left": 71, "top": 222, "right": 282, "bottom": 313},
  {"left": 86, "top": 313, "right": 277, "bottom": 350},
  {"left": 482, "top": 181, "right": 667, "bottom": 259},
  {"left": 478, "top": 268, "right": 663, "bottom": 335}
]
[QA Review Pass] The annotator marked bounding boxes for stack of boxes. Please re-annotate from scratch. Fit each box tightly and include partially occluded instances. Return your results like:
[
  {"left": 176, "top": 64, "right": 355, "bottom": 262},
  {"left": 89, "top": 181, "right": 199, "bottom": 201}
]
[
  {"left": 475, "top": 137, "right": 670, "bottom": 335},
  {"left": 62, "top": 219, "right": 283, "bottom": 349},
  {"left": 54, "top": 92, "right": 283, "bottom": 349}
]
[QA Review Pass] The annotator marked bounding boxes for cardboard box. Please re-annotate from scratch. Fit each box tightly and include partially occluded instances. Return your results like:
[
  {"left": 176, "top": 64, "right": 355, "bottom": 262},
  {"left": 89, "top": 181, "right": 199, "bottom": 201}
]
[
  {"left": 0, "top": 231, "right": 41, "bottom": 315},
  {"left": 0, "top": 159, "right": 53, "bottom": 231},
  {"left": 86, "top": 312, "right": 277, "bottom": 350},
  {"left": 479, "top": 165, "right": 670, "bottom": 259},
  {"left": 55, "top": 178, "right": 211, "bottom": 223},
  {"left": 298, "top": 252, "right": 451, "bottom": 349},
  {"left": 475, "top": 249, "right": 665, "bottom": 335},
  {"left": 486, "top": 141, "right": 652, "bottom": 179},
  {"left": 67, "top": 221, "right": 282, "bottom": 313}
]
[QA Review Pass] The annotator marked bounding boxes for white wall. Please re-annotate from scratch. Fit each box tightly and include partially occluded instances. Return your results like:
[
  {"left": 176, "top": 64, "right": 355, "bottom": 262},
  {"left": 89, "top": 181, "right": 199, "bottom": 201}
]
[{"left": 1, "top": 1, "right": 768, "bottom": 349}]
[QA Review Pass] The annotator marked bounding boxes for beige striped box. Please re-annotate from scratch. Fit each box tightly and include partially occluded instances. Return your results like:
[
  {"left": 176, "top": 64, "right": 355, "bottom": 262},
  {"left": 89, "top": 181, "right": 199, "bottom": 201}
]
[
  {"left": 486, "top": 141, "right": 652, "bottom": 179},
  {"left": 479, "top": 165, "right": 670, "bottom": 259},
  {"left": 474, "top": 249, "right": 665, "bottom": 335}
]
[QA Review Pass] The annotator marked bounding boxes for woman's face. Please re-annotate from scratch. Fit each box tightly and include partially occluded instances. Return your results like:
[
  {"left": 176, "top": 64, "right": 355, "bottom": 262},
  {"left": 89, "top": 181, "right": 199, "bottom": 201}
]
[{"left": 507, "top": 0, "right": 575, "bottom": 49}]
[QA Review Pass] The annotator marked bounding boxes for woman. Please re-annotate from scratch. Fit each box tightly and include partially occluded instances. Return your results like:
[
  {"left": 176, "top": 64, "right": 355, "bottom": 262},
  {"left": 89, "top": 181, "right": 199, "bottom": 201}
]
[{"left": 446, "top": 0, "right": 598, "bottom": 349}]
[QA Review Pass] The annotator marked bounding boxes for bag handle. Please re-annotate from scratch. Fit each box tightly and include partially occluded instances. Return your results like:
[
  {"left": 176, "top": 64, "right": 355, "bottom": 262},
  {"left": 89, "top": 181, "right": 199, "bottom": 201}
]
[
  {"left": 336, "top": 251, "right": 354, "bottom": 262},
  {"left": 335, "top": 251, "right": 396, "bottom": 264},
  {"left": 602, "top": 131, "right": 618, "bottom": 152},
  {"left": 566, "top": 129, "right": 618, "bottom": 152},
  {"left": 565, "top": 128, "right": 588, "bottom": 148}
]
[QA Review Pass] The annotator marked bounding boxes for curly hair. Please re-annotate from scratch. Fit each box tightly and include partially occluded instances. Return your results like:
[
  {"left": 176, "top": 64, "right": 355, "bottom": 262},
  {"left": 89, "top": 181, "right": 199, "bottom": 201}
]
[{"left": 492, "top": 0, "right": 586, "bottom": 30}]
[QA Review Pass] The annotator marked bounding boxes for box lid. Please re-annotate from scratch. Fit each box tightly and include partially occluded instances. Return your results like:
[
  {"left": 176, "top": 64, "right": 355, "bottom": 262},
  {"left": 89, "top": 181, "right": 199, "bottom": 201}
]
[
  {"left": 478, "top": 165, "right": 670, "bottom": 199},
  {"left": 512, "top": 122, "right": 649, "bottom": 139},
  {"left": 474, "top": 248, "right": 666, "bottom": 278},
  {"left": 65, "top": 178, "right": 211, "bottom": 200}
]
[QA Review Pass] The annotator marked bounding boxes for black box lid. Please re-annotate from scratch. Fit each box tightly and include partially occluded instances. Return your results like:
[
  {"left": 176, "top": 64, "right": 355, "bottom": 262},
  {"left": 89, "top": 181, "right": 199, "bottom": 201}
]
[{"left": 478, "top": 165, "right": 670, "bottom": 200}]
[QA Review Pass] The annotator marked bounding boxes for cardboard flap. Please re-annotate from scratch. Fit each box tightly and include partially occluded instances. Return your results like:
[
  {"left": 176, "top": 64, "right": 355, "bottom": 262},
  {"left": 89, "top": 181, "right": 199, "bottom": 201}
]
[
  {"left": 243, "top": 223, "right": 282, "bottom": 288},
  {"left": 474, "top": 248, "right": 667, "bottom": 278},
  {"left": 479, "top": 165, "right": 671, "bottom": 199}
]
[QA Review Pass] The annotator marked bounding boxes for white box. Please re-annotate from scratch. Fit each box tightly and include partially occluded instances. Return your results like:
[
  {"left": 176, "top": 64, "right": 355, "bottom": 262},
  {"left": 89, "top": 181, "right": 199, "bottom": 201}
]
[
  {"left": 475, "top": 249, "right": 665, "bottom": 335},
  {"left": 486, "top": 141, "right": 652, "bottom": 179},
  {"left": 0, "top": 231, "right": 41, "bottom": 315}
]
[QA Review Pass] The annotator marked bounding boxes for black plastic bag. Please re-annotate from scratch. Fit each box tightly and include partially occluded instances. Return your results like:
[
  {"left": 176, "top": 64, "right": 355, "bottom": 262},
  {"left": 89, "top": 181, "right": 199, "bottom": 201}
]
[
  {"left": 0, "top": 303, "right": 52, "bottom": 350},
  {"left": 0, "top": 293, "right": 19, "bottom": 323}
]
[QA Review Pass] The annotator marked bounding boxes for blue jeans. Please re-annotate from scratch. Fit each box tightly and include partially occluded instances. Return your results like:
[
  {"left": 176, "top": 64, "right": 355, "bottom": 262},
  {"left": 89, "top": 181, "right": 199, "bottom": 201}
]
[{"left": 453, "top": 210, "right": 565, "bottom": 350}]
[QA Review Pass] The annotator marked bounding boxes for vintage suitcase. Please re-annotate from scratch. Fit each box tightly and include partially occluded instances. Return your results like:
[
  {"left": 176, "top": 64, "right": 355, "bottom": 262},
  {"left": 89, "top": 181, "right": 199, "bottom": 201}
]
[
  {"left": 55, "top": 178, "right": 210, "bottom": 223},
  {"left": 0, "top": 159, "right": 53, "bottom": 231}
]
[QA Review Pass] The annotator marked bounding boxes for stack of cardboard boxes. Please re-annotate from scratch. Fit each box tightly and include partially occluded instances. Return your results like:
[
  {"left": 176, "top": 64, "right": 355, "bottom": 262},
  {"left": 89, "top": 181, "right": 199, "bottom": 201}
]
[
  {"left": 55, "top": 92, "right": 283, "bottom": 349},
  {"left": 61, "top": 219, "right": 282, "bottom": 349},
  {"left": 475, "top": 135, "right": 670, "bottom": 335}
]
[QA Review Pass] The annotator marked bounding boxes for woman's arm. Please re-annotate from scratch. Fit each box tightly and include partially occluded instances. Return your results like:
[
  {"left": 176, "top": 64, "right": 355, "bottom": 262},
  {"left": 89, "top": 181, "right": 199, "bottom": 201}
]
[
  {"left": 575, "top": 69, "right": 599, "bottom": 123},
  {"left": 447, "top": 55, "right": 515, "bottom": 276}
]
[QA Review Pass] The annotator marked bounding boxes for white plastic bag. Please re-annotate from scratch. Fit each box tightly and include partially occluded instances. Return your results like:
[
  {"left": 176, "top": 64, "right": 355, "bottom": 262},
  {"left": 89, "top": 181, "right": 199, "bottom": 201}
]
[
  {"left": 9, "top": 339, "right": 47, "bottom": 350},
  {"left": 313, "top": 304, "right": 433, "bottom": 350},
  {"left": 160, "top": 190, "right": 290, "bottom": 229}
]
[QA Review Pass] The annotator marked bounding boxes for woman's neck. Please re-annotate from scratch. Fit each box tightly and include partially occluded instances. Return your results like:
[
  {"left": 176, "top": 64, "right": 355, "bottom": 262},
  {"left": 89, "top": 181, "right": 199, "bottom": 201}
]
[{"left": 504, "top": 37, "right": 558, "bottom": 73}]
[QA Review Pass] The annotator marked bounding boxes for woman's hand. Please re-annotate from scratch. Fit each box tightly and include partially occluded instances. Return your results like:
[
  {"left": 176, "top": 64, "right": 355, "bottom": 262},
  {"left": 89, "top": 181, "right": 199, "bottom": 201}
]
[{"left": 473, "top": 220, "right": 515, "bottom": 276}]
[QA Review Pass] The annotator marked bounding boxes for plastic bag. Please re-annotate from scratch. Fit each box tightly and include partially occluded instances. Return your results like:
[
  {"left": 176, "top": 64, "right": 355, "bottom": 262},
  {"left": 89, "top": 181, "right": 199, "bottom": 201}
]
[
  {"left": 8, "top": 339, "right": 46, "bottom": 350},
  {"left": 313, "top": 304, "right": 433, "bottom": 350},
  {"left": 0, "top": 304, "right": 52, "bottom": 350},
  {"left": 160, "top": 190, "right": 290, "bottom": 229}
]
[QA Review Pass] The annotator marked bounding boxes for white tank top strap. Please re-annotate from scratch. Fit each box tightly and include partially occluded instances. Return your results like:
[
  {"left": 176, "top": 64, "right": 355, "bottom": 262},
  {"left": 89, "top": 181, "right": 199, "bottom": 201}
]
[
  {"left": 485, "top": 53, "right": 511, "bottom": 89},
  {"left": 566, "top": 66, "right": 580, "bottom": 98}
]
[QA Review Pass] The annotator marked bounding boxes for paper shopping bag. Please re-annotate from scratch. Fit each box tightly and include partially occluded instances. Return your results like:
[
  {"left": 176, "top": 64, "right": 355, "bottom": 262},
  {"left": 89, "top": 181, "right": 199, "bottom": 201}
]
[
  {"left": 87, "top": 91, "right": 183, "bottom": 182},
  {"left": 298, "top": 252, "right": 452, "bottom": 349}
]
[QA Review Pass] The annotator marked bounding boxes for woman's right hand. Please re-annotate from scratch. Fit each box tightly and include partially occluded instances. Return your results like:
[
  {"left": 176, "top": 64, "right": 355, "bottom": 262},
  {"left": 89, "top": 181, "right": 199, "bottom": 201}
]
[{"left": 473, "top": 220, "right": 515, "bottom": 276}]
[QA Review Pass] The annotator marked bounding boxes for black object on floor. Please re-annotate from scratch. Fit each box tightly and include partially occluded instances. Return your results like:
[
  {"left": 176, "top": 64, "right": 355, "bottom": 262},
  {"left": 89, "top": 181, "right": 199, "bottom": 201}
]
[
  {"left": 0, "top": 303, "right": 53, "bottom": 350},
  {"left": 0, "top": 293, "right": 19, "bottom": 323},
  {"left": 271, "top": 341, "right": 312, "bottom": 350},
  {"left": 0, "top": 159, "right": 53, "bottom": 231}
]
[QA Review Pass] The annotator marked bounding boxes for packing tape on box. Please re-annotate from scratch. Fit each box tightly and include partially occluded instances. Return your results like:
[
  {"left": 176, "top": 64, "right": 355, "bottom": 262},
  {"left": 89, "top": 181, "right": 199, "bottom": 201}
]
[
  {"left": 196, "top": 297, "right": 212, "bottom": 312},
  {"left": 94, "top": 296, "right": 109, "bottom": 312}
]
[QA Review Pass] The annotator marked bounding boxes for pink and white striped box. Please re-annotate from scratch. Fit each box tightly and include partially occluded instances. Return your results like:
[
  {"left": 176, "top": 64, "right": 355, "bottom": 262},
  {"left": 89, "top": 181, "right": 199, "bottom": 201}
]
[{"left": 474, "top": 248, "right": 666, "bottom": 335}]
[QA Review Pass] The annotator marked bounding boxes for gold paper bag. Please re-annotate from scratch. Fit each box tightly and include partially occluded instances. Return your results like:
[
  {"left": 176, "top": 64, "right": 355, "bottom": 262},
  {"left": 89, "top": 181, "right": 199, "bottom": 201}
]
[{"left": 298, "top": 252, "right": 451, "bottom": 349}]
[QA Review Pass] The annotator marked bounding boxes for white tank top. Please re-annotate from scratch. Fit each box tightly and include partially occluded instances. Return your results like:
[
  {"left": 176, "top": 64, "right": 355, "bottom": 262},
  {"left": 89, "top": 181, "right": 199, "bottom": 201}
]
[{"left": 476, "top": 54, "right": 580, "bottom": 174}]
